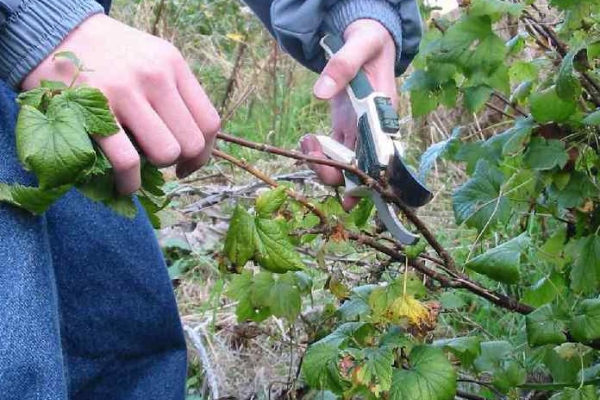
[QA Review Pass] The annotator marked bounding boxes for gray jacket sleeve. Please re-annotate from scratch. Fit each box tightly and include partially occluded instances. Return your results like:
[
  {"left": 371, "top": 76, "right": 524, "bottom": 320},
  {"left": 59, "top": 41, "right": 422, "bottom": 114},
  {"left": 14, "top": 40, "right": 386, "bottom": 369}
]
[
  {"left": 243, "top": 0, "right": 423, "bottom": 76},
  {"left": 0, "top": 0, "right": 104, "bottom": 89}
]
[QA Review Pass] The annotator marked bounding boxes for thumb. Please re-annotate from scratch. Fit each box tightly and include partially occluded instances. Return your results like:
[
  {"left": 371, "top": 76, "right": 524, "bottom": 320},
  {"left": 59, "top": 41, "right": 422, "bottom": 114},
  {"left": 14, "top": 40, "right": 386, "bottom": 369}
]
[{"left": 313, "top": 34, "right": 381, "bottom": 100}]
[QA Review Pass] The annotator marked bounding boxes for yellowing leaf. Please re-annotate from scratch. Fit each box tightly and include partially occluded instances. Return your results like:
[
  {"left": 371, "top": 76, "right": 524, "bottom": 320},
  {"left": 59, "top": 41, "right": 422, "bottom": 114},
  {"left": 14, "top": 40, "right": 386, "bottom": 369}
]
[
  {"left": 390, "top": 295, "right": 430, "bottom": 327},
  {"left": 226, "top": 33, "right": 245, "bottom": 41}
]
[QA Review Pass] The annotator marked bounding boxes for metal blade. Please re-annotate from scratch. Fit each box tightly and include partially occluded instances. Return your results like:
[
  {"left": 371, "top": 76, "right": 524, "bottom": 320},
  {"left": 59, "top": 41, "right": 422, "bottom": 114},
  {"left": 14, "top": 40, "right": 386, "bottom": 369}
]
[
  {"left": 371, "top": 192, "right": 419, "bottom": 245},
  {"left": 386, "top": 144, "right": 433, "bottom": 208}
]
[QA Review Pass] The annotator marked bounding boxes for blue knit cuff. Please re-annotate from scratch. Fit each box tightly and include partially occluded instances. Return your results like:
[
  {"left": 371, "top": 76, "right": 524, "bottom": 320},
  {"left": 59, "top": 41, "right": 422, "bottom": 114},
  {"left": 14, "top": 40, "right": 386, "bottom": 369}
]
[
  {"left": 0, "top": 0, "right": 104, "bottom": 89},
  {"left": 324, "top": 0, "right": 405, "bottom": 76}
]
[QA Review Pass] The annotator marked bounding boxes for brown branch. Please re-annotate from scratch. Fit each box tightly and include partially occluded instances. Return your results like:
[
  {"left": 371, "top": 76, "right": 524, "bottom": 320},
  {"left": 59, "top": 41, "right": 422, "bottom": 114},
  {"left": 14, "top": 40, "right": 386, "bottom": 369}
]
[
  {"left": 218, "top": 131, "right": 459, "bottom": 273},
  {"left": 220, "top": 41, "right": 247, "bottom": 115},
  {"left": 456, "top": 391, "right": 487, "bottom": 400},
  {"left": 212, "top": 149, "right": 327, "bottom": 225},
  {"left": 151, "top": 0, "right": 167, "bottom": 36}
]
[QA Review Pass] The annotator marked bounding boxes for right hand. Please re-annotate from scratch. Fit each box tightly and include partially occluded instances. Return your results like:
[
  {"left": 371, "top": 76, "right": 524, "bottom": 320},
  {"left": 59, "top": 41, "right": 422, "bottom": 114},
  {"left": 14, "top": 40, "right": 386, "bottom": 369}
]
[{"left": 21, "top": 14, "right": 221, "bottom": 194}]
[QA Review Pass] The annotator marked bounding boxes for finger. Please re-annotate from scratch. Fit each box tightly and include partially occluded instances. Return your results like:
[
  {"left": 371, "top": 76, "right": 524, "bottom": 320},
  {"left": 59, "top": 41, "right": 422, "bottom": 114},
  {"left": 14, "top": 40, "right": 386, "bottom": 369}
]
[
  {"left": 115, "top": 95, "right": 181, "bottom": 168},
  {"left": 175, "top": 60, "right": 221, "bottom": 169},
  {"left": 149, "top": 84, "right": 206, "bottom": 173},
  {"left": 342, "top": 196, "right": 361, "bottom": 212},
  {"left": 300, "top": 135, "right": 345, "bottom": 186},
  {"left": 94, "top": 128, "right": 141, "bottom": 195},
  {"left": 330, "top": 92, "right": 357, "bottom": 149},
  {"left": 313, "top": 34, "right": 383, "bottom": 100}
]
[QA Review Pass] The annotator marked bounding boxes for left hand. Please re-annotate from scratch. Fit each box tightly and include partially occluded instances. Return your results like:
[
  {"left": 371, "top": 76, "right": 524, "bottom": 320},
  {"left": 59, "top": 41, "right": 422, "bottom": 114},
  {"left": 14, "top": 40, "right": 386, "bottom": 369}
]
[{"left": 300, "top": 19, "right": 398, "bottom": 210}]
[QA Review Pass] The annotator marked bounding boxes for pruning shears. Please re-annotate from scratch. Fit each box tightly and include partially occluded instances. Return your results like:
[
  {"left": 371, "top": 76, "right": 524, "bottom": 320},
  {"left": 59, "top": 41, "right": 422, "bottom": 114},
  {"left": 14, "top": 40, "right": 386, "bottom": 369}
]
[{"left": 315, "top": 34, "right": 433, "bottom": 245}]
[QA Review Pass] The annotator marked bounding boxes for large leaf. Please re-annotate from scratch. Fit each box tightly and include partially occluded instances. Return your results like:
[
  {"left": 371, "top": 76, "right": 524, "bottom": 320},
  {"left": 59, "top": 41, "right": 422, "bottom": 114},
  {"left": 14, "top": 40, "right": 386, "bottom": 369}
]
[
  {"left": 556, "top": 49, "right": 583, "bottom": 100},
  {"left": 255, "top": 186, "right": 287, "bottom": 218},
  {"left": 523, "top": 137, "right": 569, "bottom": 170},
  {"left": 302, "top": 323, "right": 366, "bottom": 393},
  {"left": 223, "top": 206, "right": 256, "bottom": 268},
  {"left": 50, "top": 86, "right": 119, "bottom": 136},
  {"left": 474, "top": 341, "right": 526, "bottom": 392},
  {"left": 453, "top": 159, "right": 510, "bottom": 232},
  {"left": 0, "top": 183, "right": 71, "bottom": 214},
  {"left": 469, "top": 0, "right": 524, "bottom": 21},
  {"left": 355, "top": 347, "right": 394, "bottom": 392},
  {"left": 530, "top": 87, "right": 577, "bottom": 123},
  {"left": 570, "top": 298, "right": 600, "bottom": 343},
  {"left": 418, "top": 128, "right": 462, "bottom": 181},
  {"left": 389, "top": 346, "right": 457, "bottom": 400},
  {"left": 466, "top": 233, "right": 530, "bottom": 284},
  {"left": 16, "top": 105, "right": 96, "bottom": 189},
  {"left": 549, "top": 386, "right": 599, "bottom": 400},
  {"left": 268, "top": 272, "right": 301, "bottom": 321},
  {"left": 434, "top": 336, "right": 481, "bottom": 368},
  {"left": 583, "top": 109, "right": 600, "bottom": 125},
  {"left": 254, "top": 218, "right": 304, "bottom": 273},
  {"left": 567, "top": 235, "right": 600, "bottom": 294},
  {"left": 526, "top": 304, "right": 567, "bottom": 346}
]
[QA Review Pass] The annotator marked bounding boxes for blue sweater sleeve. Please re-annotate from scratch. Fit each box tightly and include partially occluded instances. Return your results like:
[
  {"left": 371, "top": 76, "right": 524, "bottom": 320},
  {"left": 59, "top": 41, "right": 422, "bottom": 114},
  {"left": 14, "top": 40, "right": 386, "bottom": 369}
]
[
  {"left": 0, "top": 0, "right": 104, "bottom": 89},
  {"left": 243, "top": 0, "right": 423, "bottom": 76}
]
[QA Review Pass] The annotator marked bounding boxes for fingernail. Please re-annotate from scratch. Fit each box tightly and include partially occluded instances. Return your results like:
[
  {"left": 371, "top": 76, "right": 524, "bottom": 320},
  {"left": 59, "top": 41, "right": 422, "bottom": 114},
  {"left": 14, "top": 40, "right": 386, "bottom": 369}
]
[
  {"left": 300, "top": 134, "right": 315, "bottom": 153},
  {"left": 314, "top": 74, "right": 337, "bottom": 99}
]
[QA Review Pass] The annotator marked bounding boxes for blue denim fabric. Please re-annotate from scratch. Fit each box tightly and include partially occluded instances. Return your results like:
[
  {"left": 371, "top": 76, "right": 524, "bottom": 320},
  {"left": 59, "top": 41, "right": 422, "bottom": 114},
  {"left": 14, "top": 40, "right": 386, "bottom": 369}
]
[{"left": 0, "top": 81, "right": 187, "bottom": 399}]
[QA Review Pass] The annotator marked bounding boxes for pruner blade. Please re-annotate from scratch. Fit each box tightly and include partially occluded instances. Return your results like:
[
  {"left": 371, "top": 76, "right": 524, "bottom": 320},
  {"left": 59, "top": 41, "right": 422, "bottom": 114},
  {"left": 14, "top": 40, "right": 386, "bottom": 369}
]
[{"left": 313, "top": 135, "right": 419, "bottom": 245}]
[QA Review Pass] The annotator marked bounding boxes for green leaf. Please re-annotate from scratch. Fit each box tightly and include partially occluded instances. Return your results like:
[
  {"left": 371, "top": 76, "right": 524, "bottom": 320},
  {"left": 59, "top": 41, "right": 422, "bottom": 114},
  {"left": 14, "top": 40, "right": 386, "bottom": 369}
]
[
  {"left": 224, "top": 206, "right": 256, "bottom": 267},
  {"left": 499, "top": 118, "right": 534, "bottom": 156},
  {"left": 464, "top": 85, "right": 493, "bottom": 113},
  {"left": 523, "top": 273, "right": 567, "bottom": 307},
  {"left": 355, "top": 347, "right": 394, "bottom": 392},
  {"left": 140, "top": 161, "right": 165, "bottom": 197},
  {"left": 390, "top": 346, "right": 457, "bottom": 400},
  {"left": 17, "top": 87, "right": 48, "bottom": 108},
  {"left": 548, "top": 171, "right": 597, "bottom": 209},
  {"left": 249, "top": 271, "right": 275, "bottom": 306},
  {"left": 474, "top": 341, "right": 526, "bottom": 392},
  {"left": 410, "top": 90, "right": 439, "bottom": 117},
  {"left": 530, "top": 87, "right": 577, "bottom": 123},
  {"left": 0, "top": 183, "right": 71, "bottom": 214},
  {"left": 567, "top": 235, "right": 600, "bottom": 295},
  {"left": 557, "top": 50, "right": 583, "bottom": 100},
  {"left": 583, "top": 109, "right": 600, "bottom": 125},
  {"left": 350, "top": 198, "right": 374, "bottom": 229},
  {"left": 16, "top": 105, "right": 96, "bottom": 189},
  {"left": 453, "top": 159, "right": 510, "bottom": 232},
  {"left": 434, "top": 336, "right": 481, "bottom": 368},
  {"left": 523, "top": 137, "right": 569, "bottom": 170},
  {"left": 419, "top": 128, "right": 462, "bottom": 181},
  {"left": 50, "top": 87, "right": 119, "bottom": 136},
  {"left": 53, "top": 51, "right": 84, "bottom": 69},
  {"left": 268, "top": 272, "right": 302, "bottom": 321},
  {"left": 104, "top": 195, "right": 137, "bottom": 219},
  {"left": 549, "top": 386, "right": 599, "bottom": 400},
  {"left": 469, "top": 0, "right": 524, "bottom": 21},
  {"left": 255, "top": 186, "right": 287, "bottom": 218},
  {"left": 526, "top": 304, "right": 567, "bottom": 346},
  {"left": 466, "top": 234, "right": 530, "bottom": 284},
  {"left": 571, "top": 298, "right": 600, "bottom": 343},
  {"left": 254, "top": 218, "right": 304, "bottom": 273},
  {"left": 303, "top": 323, "right": 366, "bottom": 393},
  {"left": 337, "top": 284, "right": 377, "bottom": 320}
]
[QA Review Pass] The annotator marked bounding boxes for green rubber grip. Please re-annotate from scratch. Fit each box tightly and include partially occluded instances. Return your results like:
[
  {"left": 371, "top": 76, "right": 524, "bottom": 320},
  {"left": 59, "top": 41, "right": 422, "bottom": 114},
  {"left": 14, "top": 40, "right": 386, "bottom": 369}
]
[{"left": 322, "top": 34, "right": 373, "bottom": 100}]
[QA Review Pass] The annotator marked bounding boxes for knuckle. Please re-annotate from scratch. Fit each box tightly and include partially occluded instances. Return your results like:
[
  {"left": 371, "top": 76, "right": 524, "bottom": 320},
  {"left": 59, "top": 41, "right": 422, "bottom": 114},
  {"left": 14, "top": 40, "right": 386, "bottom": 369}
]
[
  {"left": 330, "top": 57, "right": 358, "bottom": 81},
  {"left": 139, "top": 65, "right": 167, "bottom": 86},
  {"left": 112, "top": 152, "right": 141, "bottom": 173},
  {"left": 150, "top": 141, "right": 181, "bottom": 167},
  {"left": 180, "top": 136, "right": 205, "bottom": 160},
  {"left": 203, "top": 109, "right": 221, "bottom": 135}
]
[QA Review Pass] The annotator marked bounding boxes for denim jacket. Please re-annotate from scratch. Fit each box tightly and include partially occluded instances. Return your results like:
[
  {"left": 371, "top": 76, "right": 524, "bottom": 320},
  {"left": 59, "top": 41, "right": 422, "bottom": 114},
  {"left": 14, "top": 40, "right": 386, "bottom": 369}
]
[{"left": 0, "top": 0, "right": 421, "bottom": 89}]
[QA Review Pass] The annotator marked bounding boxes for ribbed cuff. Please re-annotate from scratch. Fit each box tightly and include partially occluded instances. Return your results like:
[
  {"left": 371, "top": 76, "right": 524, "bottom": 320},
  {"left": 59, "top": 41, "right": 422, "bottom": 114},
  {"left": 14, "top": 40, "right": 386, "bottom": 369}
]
[
  {"left": 0, "top": 0, "right": 104, "bottom": 89},
  {"left": 324, "top": 0, "right": 405, "bottom": 76}
]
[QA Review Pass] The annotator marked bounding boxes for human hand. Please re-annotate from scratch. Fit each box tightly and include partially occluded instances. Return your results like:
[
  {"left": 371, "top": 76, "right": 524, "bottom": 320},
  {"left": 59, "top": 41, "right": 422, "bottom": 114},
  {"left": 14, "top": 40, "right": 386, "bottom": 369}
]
[
  {"left": 299, "top": 19, "right": 397, "bottom": 210},
  {"left": 22, "top": 14, "right": 220, "bottom": 194}
]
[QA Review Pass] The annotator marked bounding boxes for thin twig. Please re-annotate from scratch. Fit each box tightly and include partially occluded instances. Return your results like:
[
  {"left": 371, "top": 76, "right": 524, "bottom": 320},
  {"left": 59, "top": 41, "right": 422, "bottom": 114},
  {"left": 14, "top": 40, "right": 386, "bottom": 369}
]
[{"left": 212, "top": 149, "right": 327, "bottom": 225}]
